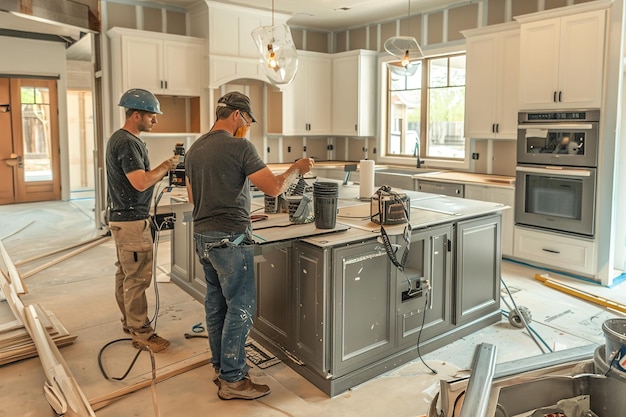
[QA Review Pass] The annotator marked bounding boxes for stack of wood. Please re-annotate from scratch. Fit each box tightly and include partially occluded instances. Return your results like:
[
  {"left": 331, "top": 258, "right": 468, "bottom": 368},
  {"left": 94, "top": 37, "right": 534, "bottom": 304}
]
[
  {"left": 0, "top": 241, "right": 77, "bottom": 366},
  {"left": 0, "top": 240, "right": 95, "bottom": 416},
  {"left": 0, "top": 303, "right": 77, "bottom": 366}
]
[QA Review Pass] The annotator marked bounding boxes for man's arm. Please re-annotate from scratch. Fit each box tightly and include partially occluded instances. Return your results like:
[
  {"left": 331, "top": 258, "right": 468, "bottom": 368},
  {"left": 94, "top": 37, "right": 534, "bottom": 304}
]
[
  {"left": 249, "top": 158, "right": 314, "bottom": 197},
  {"left": 126, "top": 155, "right": 179, "bottom": 192}
]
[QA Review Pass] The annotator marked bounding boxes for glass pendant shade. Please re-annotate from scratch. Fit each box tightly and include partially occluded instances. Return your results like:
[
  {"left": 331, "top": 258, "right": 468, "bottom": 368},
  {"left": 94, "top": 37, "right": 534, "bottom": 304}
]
[
  {"left": 252, "top": 23, "right": 299, "bottom": 85},
  {"left": 387, "top": 59, "right": 419, "bottom": 77},
  {"left": 384, "top": 29, "right": 424, "bottom": 76}
]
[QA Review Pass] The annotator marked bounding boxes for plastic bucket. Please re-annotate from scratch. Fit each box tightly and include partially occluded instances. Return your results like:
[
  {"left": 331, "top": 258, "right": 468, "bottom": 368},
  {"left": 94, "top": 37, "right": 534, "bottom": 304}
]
[
  {"left": 314, "top": 195, "right": 338, "bottom": 229},
  {"left": 602, "top": 318, "right": 626, "bottom": 371}
]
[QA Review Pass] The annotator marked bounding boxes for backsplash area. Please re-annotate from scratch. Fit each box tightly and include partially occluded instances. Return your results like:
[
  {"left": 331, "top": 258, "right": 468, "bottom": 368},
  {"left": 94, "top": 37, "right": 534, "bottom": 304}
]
[{"left": 473, "top": 139, "right": 516, "bottom": 176}]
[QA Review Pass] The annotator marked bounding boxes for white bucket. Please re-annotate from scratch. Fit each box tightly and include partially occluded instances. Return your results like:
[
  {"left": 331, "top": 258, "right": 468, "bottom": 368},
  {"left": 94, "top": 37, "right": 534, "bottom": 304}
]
[{"left": 602, "top": 318, "right": 626, "bottom": 371}]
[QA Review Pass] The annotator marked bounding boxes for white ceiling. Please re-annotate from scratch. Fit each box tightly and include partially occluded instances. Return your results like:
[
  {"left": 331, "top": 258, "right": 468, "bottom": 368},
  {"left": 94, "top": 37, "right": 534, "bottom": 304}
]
[{"left": 153, "top": 0, "right": 469, "bottom": 31}]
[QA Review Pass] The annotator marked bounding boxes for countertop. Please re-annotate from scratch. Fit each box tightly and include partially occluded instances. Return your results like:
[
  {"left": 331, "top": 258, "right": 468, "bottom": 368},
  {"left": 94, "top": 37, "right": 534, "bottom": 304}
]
[
  {"left": 267, "top": 161, "right": 515, "bottom": 187},
  {"left": 156, "top": 176, "right": 508, "bottom": 248}
]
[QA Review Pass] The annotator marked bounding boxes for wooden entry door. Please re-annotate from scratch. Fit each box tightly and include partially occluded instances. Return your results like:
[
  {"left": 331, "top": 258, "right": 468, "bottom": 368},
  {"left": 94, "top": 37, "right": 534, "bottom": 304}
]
[{"left": 0, "top": 77, "right": 61, "bottom": 205}]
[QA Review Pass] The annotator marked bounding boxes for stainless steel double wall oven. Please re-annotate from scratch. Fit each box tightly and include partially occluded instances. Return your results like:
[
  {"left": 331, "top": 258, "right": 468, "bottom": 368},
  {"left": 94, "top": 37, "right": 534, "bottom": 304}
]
[{"left": 516, "top": 110, "right": 600, "bottom": 237}]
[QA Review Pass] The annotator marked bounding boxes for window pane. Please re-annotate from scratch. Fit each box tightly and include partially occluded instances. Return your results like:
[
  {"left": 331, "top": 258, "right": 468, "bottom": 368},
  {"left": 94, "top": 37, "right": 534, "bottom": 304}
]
[
  {"left": 429, "top": 58, "right": 449, "bottom": 88},
  {"left": 386, "top": 53, "right": 465, "bottom": 160},
  {"left": 21, "top": 87, "right": 53, "bottom": 182},
  {"left": 389, "top": 89, "right": 421, "bottom": 155},
  {"left": 427, "top": 86, "right": 465, "bottom": 159},
  {"left": 389, "top": 61, "right": 422, "bottom": 90},
  {"left": 449, "top": 55, "right": 466, "bottom": 87}
]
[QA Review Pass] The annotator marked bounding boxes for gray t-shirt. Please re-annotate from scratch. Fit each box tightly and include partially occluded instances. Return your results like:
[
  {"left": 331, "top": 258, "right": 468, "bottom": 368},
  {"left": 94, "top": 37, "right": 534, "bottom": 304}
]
[
  {"left": 185, "top": 130, "right": 266, "bottom": 234},
  {"left": 105, "top": 129, "right": 153, "bottom": 221}
]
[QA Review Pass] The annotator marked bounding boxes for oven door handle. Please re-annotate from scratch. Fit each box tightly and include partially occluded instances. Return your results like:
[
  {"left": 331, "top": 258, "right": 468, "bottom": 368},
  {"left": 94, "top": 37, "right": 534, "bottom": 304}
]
[
  {"left": 516, "top": 166, "right": 592, "bottom": 177},
  {"left": 517, "top": 123, "right": 594, "bottom": 130}
]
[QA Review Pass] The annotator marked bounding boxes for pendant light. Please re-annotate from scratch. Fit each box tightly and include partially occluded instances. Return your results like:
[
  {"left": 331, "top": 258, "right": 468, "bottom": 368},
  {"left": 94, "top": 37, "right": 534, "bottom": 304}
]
[
  {"left": 384, "top": 0, "right": 423, "bottom": 76},
  {"left": 251, "top": 0, "right": 299, "bottom": 85}
]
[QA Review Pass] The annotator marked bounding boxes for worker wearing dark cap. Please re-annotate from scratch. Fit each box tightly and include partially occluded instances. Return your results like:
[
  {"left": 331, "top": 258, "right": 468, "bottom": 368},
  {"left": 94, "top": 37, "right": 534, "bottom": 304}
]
[{"left": 185, "top": 91, "right": 313, "bottom": 400}]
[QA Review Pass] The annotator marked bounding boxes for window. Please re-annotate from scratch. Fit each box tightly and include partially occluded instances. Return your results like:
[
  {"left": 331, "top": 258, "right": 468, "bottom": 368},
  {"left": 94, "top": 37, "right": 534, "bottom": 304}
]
[{"left": 387, "top": 53, "right": 466, "bottom": 160}]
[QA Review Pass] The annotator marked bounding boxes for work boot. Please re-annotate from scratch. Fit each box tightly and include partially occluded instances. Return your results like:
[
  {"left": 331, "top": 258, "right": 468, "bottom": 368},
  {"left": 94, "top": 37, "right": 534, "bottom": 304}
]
[
  {"left": 213, "top": 368, "right": 220, "bottom": 387},
  {"left": 132, "top": 334, "right": 170, "bottom": 353},
  {"left": 217, "top": 376, "right": 271, "bottom": 400}
]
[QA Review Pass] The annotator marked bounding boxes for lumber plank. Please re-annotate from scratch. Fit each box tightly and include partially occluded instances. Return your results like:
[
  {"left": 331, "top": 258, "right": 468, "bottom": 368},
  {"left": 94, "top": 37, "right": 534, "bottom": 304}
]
[
  {"left": 14, "top": 235, "right": 108, "bottom": 267},
  {"left": 0, "top": 240, "right": 26, "bottom": 295},
  {"left": 89, "top": 352, "right": 211, "bottom": 411},
  {"left": 535, "top": 273, "right": 626, "bottom": 314},
  {"left": 21, "top": 237, "right": 110, "bottom": 279},
  {"left": 25, "top": 305, "right": 96, "bottom": 416}
]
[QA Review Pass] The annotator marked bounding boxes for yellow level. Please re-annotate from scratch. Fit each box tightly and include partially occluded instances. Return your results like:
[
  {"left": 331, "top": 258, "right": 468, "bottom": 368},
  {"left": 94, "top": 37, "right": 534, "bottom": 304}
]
[{"left": 535, "top": 273, "right": 626, "bottom": 315}]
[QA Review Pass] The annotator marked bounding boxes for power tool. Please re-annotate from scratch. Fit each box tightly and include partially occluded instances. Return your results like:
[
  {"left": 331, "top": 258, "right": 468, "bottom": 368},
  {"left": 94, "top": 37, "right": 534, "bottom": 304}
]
[{"left": 169, "top": 143, "right": 186, "bottom": 187}]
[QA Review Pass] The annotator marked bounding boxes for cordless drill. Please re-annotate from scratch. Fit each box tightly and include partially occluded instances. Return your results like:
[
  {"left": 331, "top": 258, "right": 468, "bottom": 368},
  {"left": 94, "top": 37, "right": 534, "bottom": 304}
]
[{"left": 169, "top": 143, "right": 186, "bottom": 187}]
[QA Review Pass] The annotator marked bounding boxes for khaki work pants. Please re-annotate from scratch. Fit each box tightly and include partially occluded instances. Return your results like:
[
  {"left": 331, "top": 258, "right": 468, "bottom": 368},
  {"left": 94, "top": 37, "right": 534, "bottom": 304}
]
[{"left": 109, "top": 219, "right": 154, "bottom": 340}]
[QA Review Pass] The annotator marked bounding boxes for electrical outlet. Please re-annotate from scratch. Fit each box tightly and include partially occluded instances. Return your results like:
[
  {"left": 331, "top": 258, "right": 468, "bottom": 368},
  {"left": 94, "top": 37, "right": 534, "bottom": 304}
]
[
  {"left": 472, "top": 153, "right": 479, "bottom": 160},
  {"left": 287, "top": 146, "right": 291, "bottom": 152}
]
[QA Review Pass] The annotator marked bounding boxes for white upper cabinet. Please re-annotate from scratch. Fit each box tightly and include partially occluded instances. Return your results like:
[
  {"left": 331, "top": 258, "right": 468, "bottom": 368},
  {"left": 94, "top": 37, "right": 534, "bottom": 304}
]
[
  {"left": 517, "top": 8, "right": 606, "bottom": 110},
  {"left": 204, "top": 1, "right": 289, "bottom": 87},
  {"left": 464, "top": 25, "right": 519, "bottom": 140},
  {"left": 332, "top": 50, "right": 377, "bottom": 137},
  {"left": 108, "top": 27, "right": 204, "bottom": 96},
  {"left": 282, "top": 51, "right": 332, "bottom": 136}
]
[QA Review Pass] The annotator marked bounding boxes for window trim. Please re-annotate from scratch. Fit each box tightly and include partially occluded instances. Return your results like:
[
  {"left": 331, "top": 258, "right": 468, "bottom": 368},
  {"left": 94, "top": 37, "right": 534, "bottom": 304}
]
[{"left": 377, "top": 44, "right": 472, "bottom": 170}]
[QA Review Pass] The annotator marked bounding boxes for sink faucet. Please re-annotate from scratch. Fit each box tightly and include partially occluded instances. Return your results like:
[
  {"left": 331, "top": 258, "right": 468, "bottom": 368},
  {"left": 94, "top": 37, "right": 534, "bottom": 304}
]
[{"left": 414, "top": 140, "right": 422, "bottom": 168}]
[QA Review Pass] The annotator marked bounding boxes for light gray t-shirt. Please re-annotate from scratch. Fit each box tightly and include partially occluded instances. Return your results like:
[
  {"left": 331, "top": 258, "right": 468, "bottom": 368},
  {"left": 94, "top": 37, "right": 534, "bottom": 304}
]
[{"left": 185, "top": 129, "right": 266, "bottom": 234}]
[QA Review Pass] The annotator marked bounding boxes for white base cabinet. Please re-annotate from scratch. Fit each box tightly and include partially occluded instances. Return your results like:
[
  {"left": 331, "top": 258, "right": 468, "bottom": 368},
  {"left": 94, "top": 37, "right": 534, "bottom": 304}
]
[
  {"left": 465, "top": 184, "right": 514, "bottom": 257},
  {"left": 513, "top": 226, "right": 597, "bottom": 276}
]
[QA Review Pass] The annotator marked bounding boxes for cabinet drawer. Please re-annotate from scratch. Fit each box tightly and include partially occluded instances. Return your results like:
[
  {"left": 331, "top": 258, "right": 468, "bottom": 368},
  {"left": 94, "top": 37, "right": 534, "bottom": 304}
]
[
  {"left": 513, "top": 226, "right": 596, "bottom": 275},
  {"left": 418, "top": 180, "right": 464, "bottom": 197}
]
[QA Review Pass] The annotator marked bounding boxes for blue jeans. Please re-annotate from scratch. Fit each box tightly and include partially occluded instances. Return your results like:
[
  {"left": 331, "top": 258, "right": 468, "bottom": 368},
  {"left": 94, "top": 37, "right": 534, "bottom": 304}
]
[{"left": 194, "top": 230, "right": 255, "bottom": 383}]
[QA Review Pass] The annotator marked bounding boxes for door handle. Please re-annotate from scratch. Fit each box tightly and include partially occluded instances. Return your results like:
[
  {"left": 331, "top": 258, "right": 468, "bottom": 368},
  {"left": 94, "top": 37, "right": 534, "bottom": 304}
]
[{"left": 3, "top": 153, "right": 21, "bottom": 167}]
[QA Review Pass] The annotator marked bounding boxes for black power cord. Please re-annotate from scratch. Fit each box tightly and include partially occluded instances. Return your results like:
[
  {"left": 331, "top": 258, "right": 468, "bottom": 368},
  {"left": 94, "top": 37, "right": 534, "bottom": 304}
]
[
  {"left": 416, "top": 290, "right": 438, "bottom": 375},
  {"left": 97, "top": 183, "right": 172, "bottom": 380}
]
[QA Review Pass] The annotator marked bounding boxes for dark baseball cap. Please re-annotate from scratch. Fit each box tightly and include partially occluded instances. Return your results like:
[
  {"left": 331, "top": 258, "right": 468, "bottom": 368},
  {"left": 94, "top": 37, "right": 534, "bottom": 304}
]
[{"left": 217, "top": 91, "right": 257, "bottom": 123}]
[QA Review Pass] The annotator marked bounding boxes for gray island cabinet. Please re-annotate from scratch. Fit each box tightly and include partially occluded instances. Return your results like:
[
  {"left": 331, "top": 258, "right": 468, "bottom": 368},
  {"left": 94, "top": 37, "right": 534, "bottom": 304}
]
[{"left": 168, "top": 186, "right": 505, "bottom": 396}]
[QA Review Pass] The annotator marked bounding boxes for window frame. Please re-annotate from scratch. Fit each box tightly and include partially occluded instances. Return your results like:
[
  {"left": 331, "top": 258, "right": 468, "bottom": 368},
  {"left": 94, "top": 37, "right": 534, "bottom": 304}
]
[{"left": 377, "top": 45, "right": 471, "bottom": 171}]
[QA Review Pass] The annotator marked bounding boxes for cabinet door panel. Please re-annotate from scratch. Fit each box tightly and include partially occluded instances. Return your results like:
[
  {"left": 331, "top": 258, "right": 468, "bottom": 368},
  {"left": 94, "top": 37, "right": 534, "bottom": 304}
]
[
  {"left": 332, "top": 56, "right": 358, "bottom": 135},
  {"left": 307, "top": 56, "right": 331, "bottom": 135},
  {"left": 465, "top": 34, "right": 498, "bottom": 139},
  {"left": 332, "top": 242, "right": 393, "bottom": 376},
  {"left": 397, "top": 225, "right": 453, "bottom": 347},
  {"left": 122, "top": 37, "right": 163, "bottom": 92},
  {"left": 293, "top": 242, "right": 327, "bottom": 373},
  {"left": 558, "top": 10, "right": 605, "bottom": 108},
  {"left": 455, "top": 215, "right": 501, "bottom": 325},
  {"left": 496, "top": 30, "right": 520, "bottom": 138},
  {"left": 255, "top": 246, "right": 291, "bottom": 349},
  {"left": 163, "top": 41, "right": 202, "bottom": 94},
  {"left": 519, "top": 19, "right": 560, "bottom": 109},
  {"left": 282, "top": 60, "right": 309, "bottom": 134}
]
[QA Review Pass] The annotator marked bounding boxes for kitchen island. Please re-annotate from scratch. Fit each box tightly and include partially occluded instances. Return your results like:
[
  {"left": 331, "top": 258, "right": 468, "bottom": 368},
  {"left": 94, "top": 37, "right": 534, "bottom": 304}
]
[{"left": 167, "top": 182, "right": 506, "bottom": 396}]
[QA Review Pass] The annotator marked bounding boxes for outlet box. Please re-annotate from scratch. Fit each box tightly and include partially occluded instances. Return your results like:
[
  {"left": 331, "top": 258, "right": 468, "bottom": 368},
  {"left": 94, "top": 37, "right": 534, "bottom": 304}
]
[{"left": 472, "top": 153, "right": 479, "bottom": 160}]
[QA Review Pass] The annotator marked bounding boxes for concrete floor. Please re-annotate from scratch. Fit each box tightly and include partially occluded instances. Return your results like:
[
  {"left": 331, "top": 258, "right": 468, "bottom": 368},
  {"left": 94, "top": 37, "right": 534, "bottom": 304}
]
[{"left": 0, "top": 199, "right": 623, "bottom": 417}]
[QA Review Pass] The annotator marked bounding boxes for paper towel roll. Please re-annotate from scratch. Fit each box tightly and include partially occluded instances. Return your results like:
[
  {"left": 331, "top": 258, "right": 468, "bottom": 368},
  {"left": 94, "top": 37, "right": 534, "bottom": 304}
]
[{"left": 359, "top": 159, "right": 375, "bottom": 200}]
